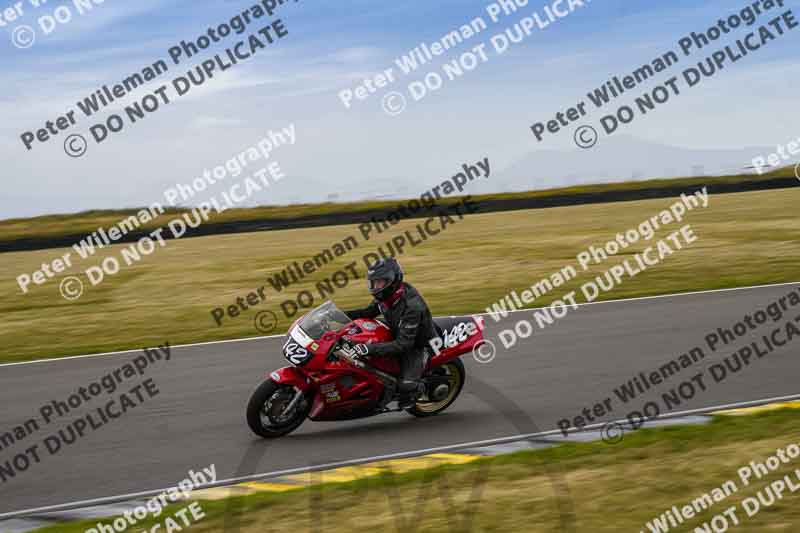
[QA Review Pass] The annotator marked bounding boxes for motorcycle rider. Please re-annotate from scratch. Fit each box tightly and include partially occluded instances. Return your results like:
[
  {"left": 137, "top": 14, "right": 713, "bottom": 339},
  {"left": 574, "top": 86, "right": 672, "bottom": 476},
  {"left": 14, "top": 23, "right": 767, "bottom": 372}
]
[{"left": 342, "top": 258, "right": 438, "bottom": 408}]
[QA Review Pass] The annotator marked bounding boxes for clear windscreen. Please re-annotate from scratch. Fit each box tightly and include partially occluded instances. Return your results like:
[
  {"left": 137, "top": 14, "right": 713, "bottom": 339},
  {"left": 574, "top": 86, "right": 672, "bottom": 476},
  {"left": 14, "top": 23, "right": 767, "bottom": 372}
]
[{"left": 298, "top": 301, "right": 352, "bottom": 340}]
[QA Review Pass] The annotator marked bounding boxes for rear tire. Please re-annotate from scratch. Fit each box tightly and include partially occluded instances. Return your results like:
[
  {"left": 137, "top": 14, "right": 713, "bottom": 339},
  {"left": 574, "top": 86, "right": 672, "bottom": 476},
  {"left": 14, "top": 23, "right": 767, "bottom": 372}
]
[
  {"left": 247, "top": 380, "right": 309, "bottom": 438},
  {"left": 408, "top": 359, "right": 465, "bottom": 418}
]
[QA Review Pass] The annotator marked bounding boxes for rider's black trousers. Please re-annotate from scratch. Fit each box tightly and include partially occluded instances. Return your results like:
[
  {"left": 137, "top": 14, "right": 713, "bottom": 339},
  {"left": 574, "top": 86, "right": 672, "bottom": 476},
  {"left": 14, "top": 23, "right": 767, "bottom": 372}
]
[{"left": 398, "top": 348, "right": 427, "bottom": 392}]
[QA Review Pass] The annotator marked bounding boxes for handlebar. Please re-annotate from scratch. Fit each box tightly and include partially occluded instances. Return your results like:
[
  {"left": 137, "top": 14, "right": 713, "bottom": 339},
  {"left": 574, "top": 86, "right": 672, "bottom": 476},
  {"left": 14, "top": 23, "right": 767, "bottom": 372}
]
[{"left": 332, "top": 339, "right": 367, "bottom": 368}]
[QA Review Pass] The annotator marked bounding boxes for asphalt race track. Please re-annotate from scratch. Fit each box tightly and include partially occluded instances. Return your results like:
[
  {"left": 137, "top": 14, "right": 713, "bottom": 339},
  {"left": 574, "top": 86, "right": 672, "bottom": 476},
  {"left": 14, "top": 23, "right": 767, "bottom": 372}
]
[{"left": 1, "top": 283, "right": 799, "bottom": 516}]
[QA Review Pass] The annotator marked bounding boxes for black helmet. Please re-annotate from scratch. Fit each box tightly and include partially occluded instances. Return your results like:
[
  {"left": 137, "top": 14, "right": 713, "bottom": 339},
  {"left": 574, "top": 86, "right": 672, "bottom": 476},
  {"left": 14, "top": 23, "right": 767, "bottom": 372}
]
[{"left": 367, "top": 258, "right": 403, "bottom": 300}]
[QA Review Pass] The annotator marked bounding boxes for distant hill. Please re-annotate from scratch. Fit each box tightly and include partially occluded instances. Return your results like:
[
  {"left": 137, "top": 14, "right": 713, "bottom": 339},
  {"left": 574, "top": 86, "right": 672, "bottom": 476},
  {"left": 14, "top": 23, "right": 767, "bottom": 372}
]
[{"left": 479, "top": 135, "right": 789, "bottom": 194}]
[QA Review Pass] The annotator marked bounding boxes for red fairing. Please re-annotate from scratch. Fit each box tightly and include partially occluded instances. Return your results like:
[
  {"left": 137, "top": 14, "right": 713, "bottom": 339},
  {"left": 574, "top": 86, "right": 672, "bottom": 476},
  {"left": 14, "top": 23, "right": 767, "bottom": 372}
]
[
  {"left": 429, "top": 315, "right": 485, "bottom": 366},
  {"left": 342, "top": 319, "right": 401, "bottom": 376},
  {"left": 350, "top": 319, "right": 393, "bottom": 343},
  {"left": 269, "top": 366, "right": 312, "bottom": 392}
]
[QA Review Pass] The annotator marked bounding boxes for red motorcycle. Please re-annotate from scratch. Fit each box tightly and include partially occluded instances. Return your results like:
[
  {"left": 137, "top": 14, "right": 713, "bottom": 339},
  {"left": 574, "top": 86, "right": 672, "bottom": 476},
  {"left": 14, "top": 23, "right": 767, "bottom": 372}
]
[{"left": 247, "top": 300, "right": 486, "bottom": 438}]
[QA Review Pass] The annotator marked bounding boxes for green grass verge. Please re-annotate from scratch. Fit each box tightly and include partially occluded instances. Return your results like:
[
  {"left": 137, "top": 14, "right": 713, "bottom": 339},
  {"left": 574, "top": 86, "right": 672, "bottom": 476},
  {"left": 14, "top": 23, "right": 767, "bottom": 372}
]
[{"left": 31, "top": 409, "right": 800, "bottom": 532}]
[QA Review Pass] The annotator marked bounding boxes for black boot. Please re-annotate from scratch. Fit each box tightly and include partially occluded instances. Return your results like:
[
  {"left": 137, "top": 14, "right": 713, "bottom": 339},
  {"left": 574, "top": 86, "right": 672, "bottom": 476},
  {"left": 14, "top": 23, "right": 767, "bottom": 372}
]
[{"left": 397, "top": 380, "right": 421, "bottom": 409}]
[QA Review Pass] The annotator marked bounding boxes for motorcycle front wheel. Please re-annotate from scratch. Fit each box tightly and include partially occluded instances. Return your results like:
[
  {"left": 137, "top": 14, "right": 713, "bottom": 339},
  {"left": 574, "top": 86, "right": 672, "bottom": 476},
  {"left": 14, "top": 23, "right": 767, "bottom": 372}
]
[{"left": 246, "top": 380, "right": 310, "bottom": 438}]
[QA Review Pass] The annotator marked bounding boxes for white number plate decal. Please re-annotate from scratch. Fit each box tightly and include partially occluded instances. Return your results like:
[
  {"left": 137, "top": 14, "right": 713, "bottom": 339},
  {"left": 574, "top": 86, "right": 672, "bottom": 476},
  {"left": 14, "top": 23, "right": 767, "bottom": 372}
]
[{"left": 283, "top": 338, "right": 312, "bottom": 365}]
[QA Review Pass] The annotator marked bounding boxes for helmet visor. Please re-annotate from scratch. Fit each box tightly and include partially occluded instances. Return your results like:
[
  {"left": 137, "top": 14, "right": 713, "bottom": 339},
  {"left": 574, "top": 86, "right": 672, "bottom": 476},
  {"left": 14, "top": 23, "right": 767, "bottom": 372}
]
[{"left": 368, "top": 278, "right": 389, "bottom": 293}]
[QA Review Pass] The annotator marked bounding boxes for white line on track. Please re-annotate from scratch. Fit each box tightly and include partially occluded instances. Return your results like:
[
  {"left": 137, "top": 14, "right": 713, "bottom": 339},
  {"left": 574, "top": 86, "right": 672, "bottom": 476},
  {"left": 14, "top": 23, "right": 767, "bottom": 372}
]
[
  {"left": 2, "top": 391, "right": 800, "bottom": 521},
  {"left": 2, "top": 281, "right": 798, "bottom": 368}
]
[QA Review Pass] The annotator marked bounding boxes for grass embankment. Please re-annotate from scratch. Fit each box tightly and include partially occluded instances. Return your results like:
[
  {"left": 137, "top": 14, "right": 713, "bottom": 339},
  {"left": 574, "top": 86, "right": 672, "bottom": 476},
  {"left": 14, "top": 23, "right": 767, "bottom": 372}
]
[
  {"left": 32, "top": 409, "right": 800, "bottom": 532},
  {"left": 1, "top": 187, "right": 798, "bottom": 363},
  {"left": 0, "top": 168, "right": 793, "bottom": 243}
]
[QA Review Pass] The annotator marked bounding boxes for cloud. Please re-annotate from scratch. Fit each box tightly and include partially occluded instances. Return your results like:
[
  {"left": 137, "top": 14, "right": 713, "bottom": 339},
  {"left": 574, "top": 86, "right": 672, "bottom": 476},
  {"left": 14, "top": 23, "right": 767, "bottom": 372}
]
[
  {"left": 329, "top": 46, "right": 383, "bottom": 64},
  {"left": 28, "top": 0, "right": 168, "bottom": 43},
  {"left": 187, "top": 116, "right": 244, "bottom": 129},
  {"left": 2, "top": 0, "right": 798, "bottom": 219}
]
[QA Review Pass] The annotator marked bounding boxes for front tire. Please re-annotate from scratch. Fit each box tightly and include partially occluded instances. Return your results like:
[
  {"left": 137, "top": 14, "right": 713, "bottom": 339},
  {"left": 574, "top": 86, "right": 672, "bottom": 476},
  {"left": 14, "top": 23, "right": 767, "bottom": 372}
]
[
  {"left": 408, "top": 359, "right": 465, "bottom": 418},
  {"left": 247, "top": 380, "right": 309, "bottom": 438}
]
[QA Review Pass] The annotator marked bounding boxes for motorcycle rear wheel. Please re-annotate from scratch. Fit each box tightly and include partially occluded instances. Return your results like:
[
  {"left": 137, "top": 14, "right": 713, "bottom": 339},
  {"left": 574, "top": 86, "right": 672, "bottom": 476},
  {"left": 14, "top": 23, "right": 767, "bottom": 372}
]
[
  {"left": 247, "top": 380, "right": 309, "bottom": 438},
  {"left": 408, "top": 359, "right": 465, "bottom": 417}
]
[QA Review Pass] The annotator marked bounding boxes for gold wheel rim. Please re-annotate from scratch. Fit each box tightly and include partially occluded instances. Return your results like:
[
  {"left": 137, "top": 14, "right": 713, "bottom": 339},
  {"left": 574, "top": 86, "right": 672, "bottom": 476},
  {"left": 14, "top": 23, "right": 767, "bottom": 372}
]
[{"left": 414, "top": 362, "right": 461, "bottom": 413}]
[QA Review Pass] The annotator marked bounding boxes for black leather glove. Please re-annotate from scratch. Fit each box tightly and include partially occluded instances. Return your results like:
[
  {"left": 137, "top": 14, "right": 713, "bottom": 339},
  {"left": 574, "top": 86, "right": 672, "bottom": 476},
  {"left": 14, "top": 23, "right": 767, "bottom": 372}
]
[{"left": 339, "top": 339, "right": 369, "bottom": 359}]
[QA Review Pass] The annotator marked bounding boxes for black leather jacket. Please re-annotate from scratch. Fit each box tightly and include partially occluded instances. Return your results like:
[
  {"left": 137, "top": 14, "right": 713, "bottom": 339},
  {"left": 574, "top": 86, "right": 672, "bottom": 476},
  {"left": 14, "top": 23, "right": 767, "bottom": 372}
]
[{"left": 345, "top": 282, "right": 437, "bottom": 358}]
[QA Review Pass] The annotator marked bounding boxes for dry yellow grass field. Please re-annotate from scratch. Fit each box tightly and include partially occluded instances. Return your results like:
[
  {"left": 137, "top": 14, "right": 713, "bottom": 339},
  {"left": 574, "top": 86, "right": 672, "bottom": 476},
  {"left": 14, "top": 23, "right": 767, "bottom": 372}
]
[
  {"left": 1, "top": 187, "right": 798, "bottom": 363},
  {"left": 0, "top": 170, "right": 788, "bottom": 242}
]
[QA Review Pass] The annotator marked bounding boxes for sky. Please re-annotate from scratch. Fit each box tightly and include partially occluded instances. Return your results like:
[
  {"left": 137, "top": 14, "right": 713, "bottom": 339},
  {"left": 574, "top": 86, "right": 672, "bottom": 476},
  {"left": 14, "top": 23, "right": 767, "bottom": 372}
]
[{"left": 1, "top": 0, "right": 798, "bottom": 219}]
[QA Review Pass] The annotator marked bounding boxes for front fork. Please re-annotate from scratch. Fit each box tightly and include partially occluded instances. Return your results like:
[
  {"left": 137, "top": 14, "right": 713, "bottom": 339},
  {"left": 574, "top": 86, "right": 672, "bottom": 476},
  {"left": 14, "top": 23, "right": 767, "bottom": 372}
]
[{"left": 283, "top": 387, "right": 305, "bottom": 414}]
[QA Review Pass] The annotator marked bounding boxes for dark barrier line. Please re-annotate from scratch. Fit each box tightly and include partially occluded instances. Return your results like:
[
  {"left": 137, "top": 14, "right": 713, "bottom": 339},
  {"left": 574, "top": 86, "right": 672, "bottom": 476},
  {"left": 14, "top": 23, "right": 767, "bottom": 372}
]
[{"left": 1, "top": 176, "right": 796, "bottom": 254}]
